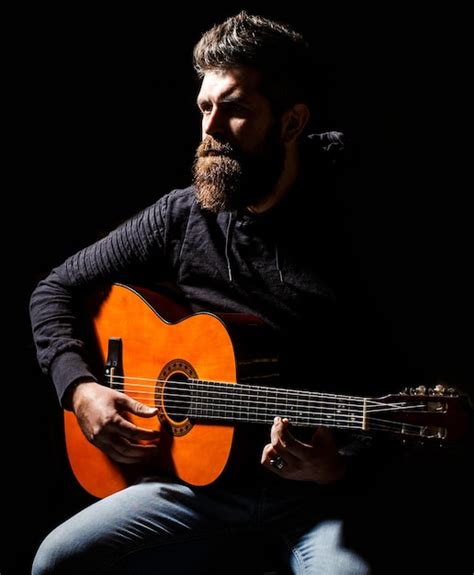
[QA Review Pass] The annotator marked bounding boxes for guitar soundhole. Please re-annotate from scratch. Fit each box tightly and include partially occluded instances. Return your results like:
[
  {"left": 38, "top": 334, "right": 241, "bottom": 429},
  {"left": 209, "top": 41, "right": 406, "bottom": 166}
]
[
  {"left": 157, "top": 359, "right": 198, "bottom": 436},
  {"left": 163, "top": 374, "right": 191, "bottom": 421}
]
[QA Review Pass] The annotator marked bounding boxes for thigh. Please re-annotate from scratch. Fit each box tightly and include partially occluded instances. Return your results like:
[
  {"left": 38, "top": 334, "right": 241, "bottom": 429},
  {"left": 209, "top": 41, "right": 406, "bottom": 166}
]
[
  {"left": 32, "top": 478, "right": 252, "bottom": 575},
  {"left": 283, "top": 518, "right": 370, "bottom": 575}
]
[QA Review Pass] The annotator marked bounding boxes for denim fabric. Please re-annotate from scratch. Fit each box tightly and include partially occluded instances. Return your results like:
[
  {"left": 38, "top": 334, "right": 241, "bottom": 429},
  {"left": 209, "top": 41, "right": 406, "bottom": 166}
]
[{"left": 32, "top": 477, "right": 369, "bottom": 574}]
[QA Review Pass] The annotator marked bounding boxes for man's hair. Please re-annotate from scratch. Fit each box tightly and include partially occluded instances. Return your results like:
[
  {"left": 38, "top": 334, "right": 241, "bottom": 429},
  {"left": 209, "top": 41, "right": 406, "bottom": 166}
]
[{"left": 193, "top": 11, "right": 312, "bottom": 115}]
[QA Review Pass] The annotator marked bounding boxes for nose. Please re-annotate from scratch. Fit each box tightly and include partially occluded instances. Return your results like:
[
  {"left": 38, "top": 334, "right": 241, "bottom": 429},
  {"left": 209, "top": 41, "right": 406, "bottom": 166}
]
[{"left": 202, "top": 106, "right": 226, "bottom": 139}]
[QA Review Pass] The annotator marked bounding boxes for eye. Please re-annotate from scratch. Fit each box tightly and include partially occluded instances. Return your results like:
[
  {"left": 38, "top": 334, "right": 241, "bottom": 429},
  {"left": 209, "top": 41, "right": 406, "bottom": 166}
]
[
  {"left": 225, "top": 102, "right": 249, "bottom": 118},
  {"left": 228, "top": 103, "right": 246, "bottom": 114},
  {"left": 198, "top": 103, "right": 212, "bottom": 115}
]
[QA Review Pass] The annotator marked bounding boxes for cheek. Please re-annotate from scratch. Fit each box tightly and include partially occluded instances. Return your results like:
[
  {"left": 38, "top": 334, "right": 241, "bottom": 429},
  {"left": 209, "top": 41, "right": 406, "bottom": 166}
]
[{"left": 232, "top": 122, "right": 269, "bottom": 154}]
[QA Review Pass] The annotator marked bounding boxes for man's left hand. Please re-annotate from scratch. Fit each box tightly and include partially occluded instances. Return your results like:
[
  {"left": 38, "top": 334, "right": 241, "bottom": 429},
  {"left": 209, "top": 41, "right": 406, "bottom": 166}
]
[{"left": 261, "top": 417, "right": 346, "bottom": 484}]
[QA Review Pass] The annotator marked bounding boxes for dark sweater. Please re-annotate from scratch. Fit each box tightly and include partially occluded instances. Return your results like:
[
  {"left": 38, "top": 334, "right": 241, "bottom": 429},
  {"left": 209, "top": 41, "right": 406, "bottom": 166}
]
[
  {"left": 30, "top": 134, "right": 363, "bottom": 404},
  {"left": 30, "top": 134, "right": 397, "bottom": 485}
]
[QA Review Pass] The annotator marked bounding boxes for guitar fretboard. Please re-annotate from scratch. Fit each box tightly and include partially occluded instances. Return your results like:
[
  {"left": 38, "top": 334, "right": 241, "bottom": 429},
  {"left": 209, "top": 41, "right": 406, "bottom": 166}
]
[{"left": 187, "top": 379, "right": 367, "bottom": 430}]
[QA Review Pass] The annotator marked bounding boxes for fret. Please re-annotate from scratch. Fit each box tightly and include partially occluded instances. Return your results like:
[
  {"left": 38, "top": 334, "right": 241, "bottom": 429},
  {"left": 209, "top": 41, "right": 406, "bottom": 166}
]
[
  {"left": 188, "top": 381, "right": 367, "bottom": 429},
  {"left": 217, "top": 383, "right": 223, "bottom": 417},
  {"left": 244, "top": 384, "right": 250, "bottom": 421},
  {"left": 285, "top": 390, "right": 297, "bottom": 421},
  {"left": 222, "top": 385, "right": 228, "bottom": 419},
  {"left": 254, "top": 386, "right": 261, "bottom": 421},
  {"left": 264, "top": 387, "right": 269, "bottom": 423},
  {"left": 336, "top": 398, "right": 349, "bottom": 429},
  {"left": 307, "top": 393, "right": 313, "bottom": 427},
  {"left": 189, "top": 382, "right": 197, "bottom": 418},
  {"left": 349, "top": 403, "right": 360, "bottom": 428},
  {"left": 218, "top": 385, "right": 224, "bottom": 418},
  {"left": 235, "top": 384, "right": 242, "bottom": 421},
  {"left": 201, "top": 380, "right": 208, "bottom": 418},
  {"left": 205, "top": 380, "right": 214, "bottom": 418},
  {"left": 205, "top": 381, "right": 212, "bottom": 417},
  {"left": 302, "top": 391, "right": 311, "bottom": 427},
  {"left": 253, "top": 385, "right": 259, "bottom": 421},
  {"left": 319, "top": 393, "right": 323, "bottom": 426},
  {"left": 292, "top": 390, "right": 311, "bottom": 427}
]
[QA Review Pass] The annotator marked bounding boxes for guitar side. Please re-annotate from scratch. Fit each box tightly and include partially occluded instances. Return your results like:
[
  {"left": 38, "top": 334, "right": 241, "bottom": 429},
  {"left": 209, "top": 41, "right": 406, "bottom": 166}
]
[{"left": 64, "top": 284, "right": 238, "bottom": 498}]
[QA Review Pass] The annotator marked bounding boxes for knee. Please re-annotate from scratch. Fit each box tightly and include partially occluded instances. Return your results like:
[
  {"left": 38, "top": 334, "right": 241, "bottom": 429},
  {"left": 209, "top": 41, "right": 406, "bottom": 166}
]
[
  {"left": 31, "top": 535, "right": 60, "bottom": 575},
  {"left": 31, "top": 529, "right": 79, "bottom": 575}
]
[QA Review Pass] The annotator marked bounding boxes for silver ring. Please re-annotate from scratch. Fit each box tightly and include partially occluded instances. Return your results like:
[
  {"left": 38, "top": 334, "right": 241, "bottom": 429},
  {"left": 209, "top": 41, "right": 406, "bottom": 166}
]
[{"left": 269, "top": 456, "right": 285, "bottom": 471}]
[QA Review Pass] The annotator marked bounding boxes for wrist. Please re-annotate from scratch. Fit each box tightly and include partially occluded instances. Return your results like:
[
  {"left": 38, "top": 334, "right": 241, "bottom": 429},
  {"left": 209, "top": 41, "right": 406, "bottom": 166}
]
[
  {"left": 316, "top": 455, "right": 348, "bottom": 485},
  {"left": 64, "top": 378, "right": 97, "bottom": 412}
]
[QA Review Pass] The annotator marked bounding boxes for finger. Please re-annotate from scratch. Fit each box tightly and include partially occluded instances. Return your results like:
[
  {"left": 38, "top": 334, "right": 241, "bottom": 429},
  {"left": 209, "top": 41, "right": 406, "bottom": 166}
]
[
  {"left": 98, "top": 434, "right": 160, "bottom": 463},
  {"left": 265, "top": 426, "right": 299, "bottom": 467},
  {"left": 271, "top": 417, "right": 311, "bottom": 460},
  {"left": 261, "top": 442, "right": 277, "bottom": 465},
  {"left": 111, "top": 417, "right": 161, "bottom": 441},
  {"left": 96, "top": 444, "right": 137, "bottom": 464},
  {"left": 261, "top": 444, "right": 286, "bottom": 473},
  {"left": 117, "top": 394, "right": 158, "bottom": 417},
  {"left": 270, "top": 417, "right": 287, "bottom": 450},
  {"left": 98, "top": 442, "right": 146, "bottom": 464},
  {"left": 101, "top": 443, "right": 154, "bottom": 465}
]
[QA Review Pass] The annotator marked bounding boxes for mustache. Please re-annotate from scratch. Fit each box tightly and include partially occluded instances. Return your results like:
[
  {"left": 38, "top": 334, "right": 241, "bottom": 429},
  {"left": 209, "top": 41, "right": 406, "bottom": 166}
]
[{"left": 196, "top": 138, "right": 238, "bottom": 159}]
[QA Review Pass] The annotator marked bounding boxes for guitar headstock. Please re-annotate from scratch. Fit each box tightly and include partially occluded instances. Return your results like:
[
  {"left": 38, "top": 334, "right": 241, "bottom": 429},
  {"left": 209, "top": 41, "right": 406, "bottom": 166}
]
[{"left": 373, "top": 384, "right": 471, "bottom": 445}]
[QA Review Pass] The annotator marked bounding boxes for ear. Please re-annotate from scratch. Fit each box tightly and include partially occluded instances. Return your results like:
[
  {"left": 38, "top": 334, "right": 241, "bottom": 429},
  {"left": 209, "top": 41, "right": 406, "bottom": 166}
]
[{"left": 281, "top": 103, "right": 310, "bottom": 144}]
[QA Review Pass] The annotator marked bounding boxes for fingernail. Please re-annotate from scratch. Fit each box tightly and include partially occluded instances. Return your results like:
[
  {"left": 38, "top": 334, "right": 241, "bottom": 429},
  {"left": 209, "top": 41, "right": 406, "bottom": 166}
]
[{"left": 274, "top": 416, "right": 281, "bottom": 424}]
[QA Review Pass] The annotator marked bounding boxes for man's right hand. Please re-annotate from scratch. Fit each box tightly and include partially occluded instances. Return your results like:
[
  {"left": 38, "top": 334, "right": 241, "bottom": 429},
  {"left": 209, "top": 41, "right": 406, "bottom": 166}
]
[{"left": 70, "top": 381, "right": 160, "bottom": 464}]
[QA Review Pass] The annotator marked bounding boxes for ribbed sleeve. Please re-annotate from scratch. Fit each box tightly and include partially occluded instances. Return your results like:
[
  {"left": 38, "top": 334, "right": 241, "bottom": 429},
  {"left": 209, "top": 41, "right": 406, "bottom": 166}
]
[
  {"left": 29, "top": 195, "right": 170, "bottom": 405},
  {"left": 61, "top": 200, "right": 166, "bottom": 286}
]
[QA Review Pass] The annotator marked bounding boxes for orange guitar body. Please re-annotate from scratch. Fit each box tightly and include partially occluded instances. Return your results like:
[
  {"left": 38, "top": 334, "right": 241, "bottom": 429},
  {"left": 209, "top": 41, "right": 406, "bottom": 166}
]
[
  {"left": 64, "top": 285, "right": 470, "bottom": 499},
  {"left": 64, "top": 284, "right": 269, "bottom": 498}
]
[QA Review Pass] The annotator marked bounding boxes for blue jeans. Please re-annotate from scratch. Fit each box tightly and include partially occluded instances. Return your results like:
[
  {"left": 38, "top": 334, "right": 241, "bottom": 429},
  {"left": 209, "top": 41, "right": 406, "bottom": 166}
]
[{"left": 32, "top": 477, "right": 369, "bottom": 574}]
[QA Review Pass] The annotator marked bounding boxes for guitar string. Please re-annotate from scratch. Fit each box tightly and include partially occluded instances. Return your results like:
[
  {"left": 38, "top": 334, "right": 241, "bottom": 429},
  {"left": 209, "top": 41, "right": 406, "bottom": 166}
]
[
  {"left": 107, "top": 384, "right": 429, "bottom": 435},
  {"left": 113, "top": 376, "right": 429, "bottom": 411},
  {"left": 128, "top": 398, "right": 424, "bottom": 421},
  {"left": 120, "top": 390, "right": 427, "bottom": 434},
  {"left": 109, "top": 383, "right": 420, "bottom": 415},
  {"left": 107, "top": 376, "right": 420, "bottom": 412},
  {"left": 116, "top": 387, "right": 426, "bottom": 418},
  {"left": 109, "top": 387, "right": 425, "bottom": 418},
  {"left": 111, "top": 393, "right": 425, "bottom": 435},
  {"left": 108, "top": 374, "right": 374, "bottom": 402}
]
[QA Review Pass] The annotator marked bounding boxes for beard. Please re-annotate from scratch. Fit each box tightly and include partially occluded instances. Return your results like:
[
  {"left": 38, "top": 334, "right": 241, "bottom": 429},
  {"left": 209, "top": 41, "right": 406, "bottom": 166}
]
[{"left": 192, "top": 125, "right": 285, "bottom": 213}]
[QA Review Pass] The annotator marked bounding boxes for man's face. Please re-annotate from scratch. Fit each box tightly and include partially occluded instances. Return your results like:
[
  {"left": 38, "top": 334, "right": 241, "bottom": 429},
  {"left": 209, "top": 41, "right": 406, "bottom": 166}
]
[{"left": 193, "top": 67, "right": 285, "bottom": 212}]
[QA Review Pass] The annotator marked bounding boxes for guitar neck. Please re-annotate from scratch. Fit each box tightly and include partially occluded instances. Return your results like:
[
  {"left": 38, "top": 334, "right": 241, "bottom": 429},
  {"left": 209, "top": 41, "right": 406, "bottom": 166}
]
[{"left": 188, "top": 379, "right": 367, "bottom": 431}]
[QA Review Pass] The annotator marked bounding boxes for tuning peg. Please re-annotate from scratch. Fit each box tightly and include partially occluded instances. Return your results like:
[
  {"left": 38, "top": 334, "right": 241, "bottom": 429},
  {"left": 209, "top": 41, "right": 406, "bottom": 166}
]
[{"left": 415, "top": 385, "right": 427, "bottom": 395}]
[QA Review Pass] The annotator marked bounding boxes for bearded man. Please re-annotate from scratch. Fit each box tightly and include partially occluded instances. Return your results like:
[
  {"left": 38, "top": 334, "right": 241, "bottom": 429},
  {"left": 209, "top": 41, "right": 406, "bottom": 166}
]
[{"left": 30, "top": 12, "right": 385, "bottom": 575}]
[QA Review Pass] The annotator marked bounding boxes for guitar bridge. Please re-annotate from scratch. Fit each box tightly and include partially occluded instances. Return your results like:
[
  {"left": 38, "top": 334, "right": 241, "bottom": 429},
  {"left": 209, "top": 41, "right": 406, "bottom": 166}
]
[{"left": 105, "top": 337, "right": 123, "bottom": 390}]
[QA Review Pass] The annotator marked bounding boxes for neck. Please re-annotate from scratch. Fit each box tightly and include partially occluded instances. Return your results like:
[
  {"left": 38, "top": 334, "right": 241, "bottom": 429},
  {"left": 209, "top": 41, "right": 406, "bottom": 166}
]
[{"left": 248, "top": 145, "right": 299, "bottom": 214}]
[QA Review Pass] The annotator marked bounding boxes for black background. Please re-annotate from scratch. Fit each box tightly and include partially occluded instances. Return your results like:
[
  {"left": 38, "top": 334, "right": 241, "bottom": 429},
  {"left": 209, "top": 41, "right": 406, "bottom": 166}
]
[{"left": 7, "top": 5, "right": 473, "bottom": 574}]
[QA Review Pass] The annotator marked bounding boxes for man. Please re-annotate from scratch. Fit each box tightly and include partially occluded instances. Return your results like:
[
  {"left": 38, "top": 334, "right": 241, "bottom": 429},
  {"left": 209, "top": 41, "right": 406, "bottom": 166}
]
[{"left": 31, "top": 12, "right": 387, "bottom": 574}]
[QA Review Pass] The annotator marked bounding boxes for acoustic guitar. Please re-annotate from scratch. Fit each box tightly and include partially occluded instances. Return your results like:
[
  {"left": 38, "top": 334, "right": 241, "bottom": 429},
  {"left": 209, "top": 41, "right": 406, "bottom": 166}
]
[{"left": 65, "top": 284, "right": 469, "bottom": 498}]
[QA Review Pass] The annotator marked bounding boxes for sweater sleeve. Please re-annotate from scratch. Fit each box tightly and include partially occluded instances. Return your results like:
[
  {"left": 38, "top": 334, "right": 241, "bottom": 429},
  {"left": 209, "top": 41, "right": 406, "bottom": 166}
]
[{"left": 30, "top": 197, "right": 169, "bottom": 406}]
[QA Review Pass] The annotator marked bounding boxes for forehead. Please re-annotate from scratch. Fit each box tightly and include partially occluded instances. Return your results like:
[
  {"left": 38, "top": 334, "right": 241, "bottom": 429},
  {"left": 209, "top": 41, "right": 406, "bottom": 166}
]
[{"left": 198, "top": 67, "right": 263, "bottom": 101}]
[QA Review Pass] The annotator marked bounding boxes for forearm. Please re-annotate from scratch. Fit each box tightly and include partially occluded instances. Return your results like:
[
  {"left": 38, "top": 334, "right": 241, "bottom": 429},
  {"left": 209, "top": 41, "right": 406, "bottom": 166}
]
[{"left": 30, "top": 270, "right": 100, "bottom": 405}]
